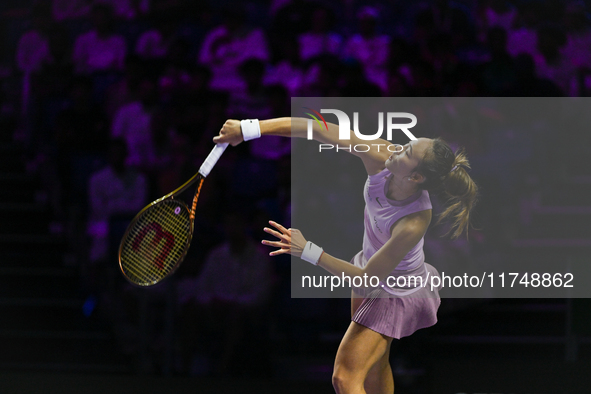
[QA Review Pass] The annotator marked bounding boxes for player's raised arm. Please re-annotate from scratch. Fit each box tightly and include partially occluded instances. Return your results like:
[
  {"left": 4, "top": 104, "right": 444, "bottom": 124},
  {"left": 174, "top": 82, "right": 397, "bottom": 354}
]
[{"left": 213, "top": 117, "right": 391, "bottom": 174}]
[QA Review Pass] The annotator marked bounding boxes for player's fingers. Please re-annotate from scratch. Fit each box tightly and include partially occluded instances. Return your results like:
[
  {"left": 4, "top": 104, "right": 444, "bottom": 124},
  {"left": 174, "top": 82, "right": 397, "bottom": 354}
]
[
  {"left": 269, "top": 220, "right": 290, "bottom": 235},
  {"left": 270, "top": 248, "right": 290, "bottom": 256},
  {"left": 263, "top": 227, "right": 290, "bottom": 242},
  {"left": 261, "top": 239, "right": 288, "bottom": 248}
]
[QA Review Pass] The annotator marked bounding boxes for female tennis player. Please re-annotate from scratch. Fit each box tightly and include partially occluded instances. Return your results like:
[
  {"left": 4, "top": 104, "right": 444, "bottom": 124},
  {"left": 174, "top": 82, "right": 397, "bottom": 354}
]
[{"left": 213, "top": 117, "right": 478, "bottom": 394}]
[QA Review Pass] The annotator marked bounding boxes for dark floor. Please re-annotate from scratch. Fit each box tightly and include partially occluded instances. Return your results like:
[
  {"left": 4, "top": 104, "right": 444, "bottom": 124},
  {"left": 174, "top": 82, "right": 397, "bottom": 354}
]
[
  {"left": 0, "top": 372, "right": 334, "bottom": 394},
  {"left": 2, "top": 357, "right": 591, "bottom": 394}
]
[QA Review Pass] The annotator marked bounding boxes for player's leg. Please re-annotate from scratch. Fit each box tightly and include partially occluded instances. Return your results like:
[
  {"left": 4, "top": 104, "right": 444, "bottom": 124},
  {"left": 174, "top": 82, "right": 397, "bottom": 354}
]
[
  {"left": 349, "top": 291, "right": 394, "bottom": 394},
  {"left": 363, "top": 339, "right": 394, "bottom": 394},
  {"left": 332, "top": 321, "right": 394, "bottom": 394}
]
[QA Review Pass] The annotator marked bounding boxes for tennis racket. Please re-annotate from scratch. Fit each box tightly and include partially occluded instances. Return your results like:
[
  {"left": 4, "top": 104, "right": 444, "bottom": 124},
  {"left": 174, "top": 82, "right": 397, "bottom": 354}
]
[{"left": 118, "top": 143, "right": 228, "bottom": 286}]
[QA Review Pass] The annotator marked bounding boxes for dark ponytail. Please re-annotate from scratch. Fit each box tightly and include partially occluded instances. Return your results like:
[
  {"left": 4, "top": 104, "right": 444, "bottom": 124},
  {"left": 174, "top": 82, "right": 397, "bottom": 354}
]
[{"left": 414, "top": 138, "right": 479, "bottom": 239}]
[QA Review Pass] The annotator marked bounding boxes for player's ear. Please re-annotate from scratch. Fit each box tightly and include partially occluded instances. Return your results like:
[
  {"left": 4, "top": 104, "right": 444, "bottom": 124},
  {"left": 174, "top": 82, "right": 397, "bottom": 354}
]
[{"left": 409, "top": 171, "right": 426, "bottom": 184}]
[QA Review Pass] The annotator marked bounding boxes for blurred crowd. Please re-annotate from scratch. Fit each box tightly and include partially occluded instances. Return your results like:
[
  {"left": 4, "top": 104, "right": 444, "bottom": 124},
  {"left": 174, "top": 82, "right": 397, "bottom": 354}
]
[{"left": 1, "top": 0, "right": 590, "bottom": 376}]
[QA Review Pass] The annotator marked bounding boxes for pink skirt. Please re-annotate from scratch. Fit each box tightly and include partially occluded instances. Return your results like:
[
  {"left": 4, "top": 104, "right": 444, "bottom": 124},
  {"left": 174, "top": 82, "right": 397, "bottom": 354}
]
[{"left": 350, "top": 251, "right": 442, "bottom": 339}]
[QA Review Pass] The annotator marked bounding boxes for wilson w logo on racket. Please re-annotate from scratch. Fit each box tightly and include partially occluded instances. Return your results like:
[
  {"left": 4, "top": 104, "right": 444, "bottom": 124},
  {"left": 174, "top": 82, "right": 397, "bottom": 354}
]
[
  {"left": 119, "top": 143, "right": 228, "bottom": 286},
  {"left": 131, "top": 222, "right": 175, "bottom": 270}
]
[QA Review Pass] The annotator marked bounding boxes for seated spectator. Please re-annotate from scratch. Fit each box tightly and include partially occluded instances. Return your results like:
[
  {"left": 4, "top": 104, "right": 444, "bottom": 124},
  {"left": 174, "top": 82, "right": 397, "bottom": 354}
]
[
  {"left": 72, "top": 4, "right": 127, "bottom": 74},
  {"left": 342, "top": 6, "right": 390, "bottom": 93},
  {"left": 16, "top": 4, "right": 52, "bottom": 76},
  {"left": 227, "top": 59, "right": 271, "bottom": 120},
  {"left": 533, "top": 25, "right": 573, "bottom": 95},
  {"left": 263, "top": 38, "right": 304, "bottom": 97},
  {"left": 479, "top": 0, "right": 517, "bottom": 35},
  {"left": 562, "top": 2, "right": 591, "bottom": 72},
  {"left": 111, "top": 79, "right": 159, "bottom": 170},
  {"left": 506, "top": 2, "right": 539, "bottom": 58},
  {"left": 135, "top": 11, "right": 178, "bottom": 60},
  {"left": 297, "top": 5, "right": 342, "bottom": 62},
  {"left": 87, "top": 138, "right": 147, "bottom": 265},
  {"left": 198, "top": 6, "right": 270, "bottom": 91},
  {"left": 158, "top": 38, "right": 193, "bottom": 103},
  {"left": 16, "top": 3, "right": 52, "bottom": 115},
  {"left": 27, "top": 25, "right": 74, "bottom": 127},
  {"left": 104, "top": 55, "right": 147, "bottom": 123},
  {"left": 299, "top": 54, "right": 342, "bottom": 97},
  {"left": 250, "top": 84, "right": 291, "bottom": 161}
]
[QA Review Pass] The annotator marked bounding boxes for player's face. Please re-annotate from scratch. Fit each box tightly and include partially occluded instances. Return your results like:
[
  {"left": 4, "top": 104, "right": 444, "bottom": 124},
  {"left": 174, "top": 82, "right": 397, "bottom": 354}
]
[{"left": 385, "top": 138, "right": 433, "bottom": 179}]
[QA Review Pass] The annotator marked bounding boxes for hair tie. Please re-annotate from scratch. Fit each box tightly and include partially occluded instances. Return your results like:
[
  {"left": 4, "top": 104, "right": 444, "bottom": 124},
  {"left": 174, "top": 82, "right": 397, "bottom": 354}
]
[{"left": 449, "top": 165, "right": 459, "bottom": 173}]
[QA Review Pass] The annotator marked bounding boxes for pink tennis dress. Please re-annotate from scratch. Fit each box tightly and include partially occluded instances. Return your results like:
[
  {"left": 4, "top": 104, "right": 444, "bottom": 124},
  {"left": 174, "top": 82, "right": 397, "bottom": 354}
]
[{"left": 351, "top": 168, "right": 442, "bottom": 339}]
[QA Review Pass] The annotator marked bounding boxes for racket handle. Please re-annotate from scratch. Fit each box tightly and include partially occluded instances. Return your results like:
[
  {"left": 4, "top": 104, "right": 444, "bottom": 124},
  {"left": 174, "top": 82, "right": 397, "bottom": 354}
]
[{"left": 199, "top": 143, "right": 228, "bottom": 177}]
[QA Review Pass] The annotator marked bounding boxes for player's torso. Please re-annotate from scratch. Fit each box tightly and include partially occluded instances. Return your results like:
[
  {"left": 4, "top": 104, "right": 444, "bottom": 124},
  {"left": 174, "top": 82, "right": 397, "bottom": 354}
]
[{"left": 361, "top": 169, "right": 432, "bottom": 269}]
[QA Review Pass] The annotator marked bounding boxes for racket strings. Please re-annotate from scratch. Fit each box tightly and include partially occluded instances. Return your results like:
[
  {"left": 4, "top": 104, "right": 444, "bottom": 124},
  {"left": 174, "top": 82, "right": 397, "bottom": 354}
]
[
  {"left": 123, "top": 210, "right": 188, "bottom": 282},
  {"left": 127, "top": 204, "right": 189, "bottom": 279},
  {"left": 120, "top": 200, "right": 192, "bottom": 285}
]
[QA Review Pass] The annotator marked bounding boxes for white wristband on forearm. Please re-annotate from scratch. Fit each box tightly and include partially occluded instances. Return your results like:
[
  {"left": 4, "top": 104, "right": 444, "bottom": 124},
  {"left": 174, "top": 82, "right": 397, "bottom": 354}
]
[
  {"left": 240, "top": 119, "right": 261, "bottom": 141},
  {"left": 301, "top": 241, "right": 323, "bottom": 266}
]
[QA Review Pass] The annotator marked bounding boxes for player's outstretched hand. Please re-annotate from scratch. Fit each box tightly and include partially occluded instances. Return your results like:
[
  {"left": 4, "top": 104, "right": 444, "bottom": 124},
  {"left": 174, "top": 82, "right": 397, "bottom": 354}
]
[
  {"left": 262, "top": 221, "right": 306, "bottom": 257},
  {"left": 213, "top": 119, "right": 243, "bottom": 146}
]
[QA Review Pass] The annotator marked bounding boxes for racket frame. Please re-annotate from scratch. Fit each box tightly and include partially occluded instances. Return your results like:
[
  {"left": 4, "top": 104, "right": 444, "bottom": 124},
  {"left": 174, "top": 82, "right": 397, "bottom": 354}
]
[
  {"left": 118, "top": 176, "right": 202, "bottom": 286},
  {"left": 118, "top": 143, "right": 227, "bottom": 286}
]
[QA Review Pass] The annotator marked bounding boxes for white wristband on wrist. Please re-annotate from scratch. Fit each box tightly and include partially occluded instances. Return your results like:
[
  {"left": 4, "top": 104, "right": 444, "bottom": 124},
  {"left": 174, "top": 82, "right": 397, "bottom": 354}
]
[
  {"left": 240, "top": 119, "right": 261, "bottom": 141},
  {"left": 301, "top": 241, "right": 323, "bottom": 266}
]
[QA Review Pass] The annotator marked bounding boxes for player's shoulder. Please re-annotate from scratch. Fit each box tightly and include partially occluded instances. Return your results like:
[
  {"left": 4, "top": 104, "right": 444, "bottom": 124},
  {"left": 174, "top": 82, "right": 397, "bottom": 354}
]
[{"left": 391, "top": 209, "right": 432, "bottom": 237}]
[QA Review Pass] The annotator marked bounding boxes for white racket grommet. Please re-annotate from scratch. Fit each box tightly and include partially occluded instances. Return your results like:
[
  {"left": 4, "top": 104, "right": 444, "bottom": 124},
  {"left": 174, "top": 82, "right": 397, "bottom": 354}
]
[
  {"left": 301, "top": 241, "right": 323, "bottom": 266},
  {"left": 240, "top": 119, "right": 261, "bottom": 141}
]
